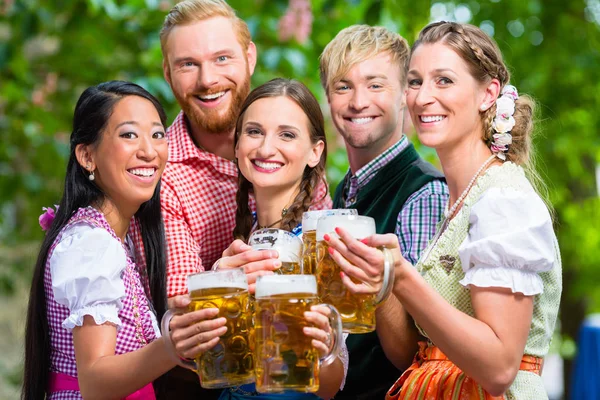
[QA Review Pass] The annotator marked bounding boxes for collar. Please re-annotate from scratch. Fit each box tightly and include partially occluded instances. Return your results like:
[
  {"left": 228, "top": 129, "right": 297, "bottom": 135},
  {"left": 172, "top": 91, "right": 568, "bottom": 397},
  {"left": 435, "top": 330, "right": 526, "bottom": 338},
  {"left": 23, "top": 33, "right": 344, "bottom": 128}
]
[
  {"left": 167, "top": 111, "right": 238, "bottom": 177},
  {"left": 349, "top": 135, "right": 410, "bottom": 188}
]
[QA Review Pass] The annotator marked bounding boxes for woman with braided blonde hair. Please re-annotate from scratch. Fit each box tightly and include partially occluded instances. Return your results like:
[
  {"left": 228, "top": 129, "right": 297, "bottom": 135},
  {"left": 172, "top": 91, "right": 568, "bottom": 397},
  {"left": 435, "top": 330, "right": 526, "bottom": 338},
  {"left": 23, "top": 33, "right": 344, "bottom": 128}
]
[{"left": 323, "top": 21, "right": 562, "bottom": 399}]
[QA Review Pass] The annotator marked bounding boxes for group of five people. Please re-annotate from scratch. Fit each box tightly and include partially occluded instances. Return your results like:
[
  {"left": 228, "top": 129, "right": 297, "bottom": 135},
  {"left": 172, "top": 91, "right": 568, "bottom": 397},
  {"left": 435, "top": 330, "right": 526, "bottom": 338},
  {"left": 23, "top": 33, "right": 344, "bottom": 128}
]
[{"left": 22, "top": 0, "right": 562, "bottom": 399}]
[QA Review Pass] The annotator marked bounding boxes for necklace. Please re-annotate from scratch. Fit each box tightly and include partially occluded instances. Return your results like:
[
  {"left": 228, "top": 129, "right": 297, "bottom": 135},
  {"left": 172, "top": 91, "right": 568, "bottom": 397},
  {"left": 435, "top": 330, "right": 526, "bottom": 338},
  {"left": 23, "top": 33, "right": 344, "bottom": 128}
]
[
  {"left": 444, "top": 154, "right": 497, "bottom": 219},
  {"left": 257, "top": 208, "right": 288, "bottom": 230}
]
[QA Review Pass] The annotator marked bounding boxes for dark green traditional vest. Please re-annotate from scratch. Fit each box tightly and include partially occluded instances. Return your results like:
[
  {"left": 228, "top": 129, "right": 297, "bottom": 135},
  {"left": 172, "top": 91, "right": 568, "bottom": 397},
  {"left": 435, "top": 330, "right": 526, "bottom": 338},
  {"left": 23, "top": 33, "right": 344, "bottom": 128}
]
[{"left": 333, "top": 143, "right": 444, "bottom": 399}]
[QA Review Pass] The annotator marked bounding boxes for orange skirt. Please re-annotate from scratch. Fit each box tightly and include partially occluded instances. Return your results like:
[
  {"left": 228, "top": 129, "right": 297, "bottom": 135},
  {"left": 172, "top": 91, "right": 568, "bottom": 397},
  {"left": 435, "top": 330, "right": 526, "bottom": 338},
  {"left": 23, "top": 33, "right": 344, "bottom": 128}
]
[{"left": 385, "top": 342, "right": 542, "bottom": 400}]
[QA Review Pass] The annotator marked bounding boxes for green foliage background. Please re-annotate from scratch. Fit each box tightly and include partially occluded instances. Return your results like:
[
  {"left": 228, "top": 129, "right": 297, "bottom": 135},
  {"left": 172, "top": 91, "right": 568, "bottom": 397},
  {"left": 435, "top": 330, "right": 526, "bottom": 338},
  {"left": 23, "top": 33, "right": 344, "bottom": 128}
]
[{"left": 1, "top": 0, "right": 599, "bottom": 397}]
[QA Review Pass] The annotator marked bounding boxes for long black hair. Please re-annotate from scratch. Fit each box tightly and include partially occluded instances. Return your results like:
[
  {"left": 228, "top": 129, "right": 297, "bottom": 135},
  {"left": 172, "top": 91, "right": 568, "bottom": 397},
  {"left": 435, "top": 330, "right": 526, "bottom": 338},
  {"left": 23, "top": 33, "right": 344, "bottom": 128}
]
[{"left": 22, "top": 81, "right": 168, "bottom": 400}]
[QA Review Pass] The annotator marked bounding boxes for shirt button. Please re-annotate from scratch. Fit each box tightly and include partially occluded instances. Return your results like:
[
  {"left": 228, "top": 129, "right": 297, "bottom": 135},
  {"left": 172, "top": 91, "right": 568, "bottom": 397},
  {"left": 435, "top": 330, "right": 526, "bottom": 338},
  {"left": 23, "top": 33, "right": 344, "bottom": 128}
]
[{"left": 348, "top": 197, "right": 356, "bottom": 204}]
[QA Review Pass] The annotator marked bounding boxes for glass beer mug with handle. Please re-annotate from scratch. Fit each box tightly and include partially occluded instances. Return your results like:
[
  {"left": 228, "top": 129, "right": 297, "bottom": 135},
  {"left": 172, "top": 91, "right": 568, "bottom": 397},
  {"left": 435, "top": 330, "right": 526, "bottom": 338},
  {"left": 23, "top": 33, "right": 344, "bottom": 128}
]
[
  {"left": 248, "top": 228, "right": 303, "bottom": 275},
  {"left": 316, "top": 214, "right": 394, "bottom": 334},
  {"left": 254, "top": 275, "right": 343, "bottom": 393},
  {"left": 161, "top": 268, "right": 255, "bottom": 388},
  {"left": 301, "top": 209, "right": 358, "bottom": 275}
]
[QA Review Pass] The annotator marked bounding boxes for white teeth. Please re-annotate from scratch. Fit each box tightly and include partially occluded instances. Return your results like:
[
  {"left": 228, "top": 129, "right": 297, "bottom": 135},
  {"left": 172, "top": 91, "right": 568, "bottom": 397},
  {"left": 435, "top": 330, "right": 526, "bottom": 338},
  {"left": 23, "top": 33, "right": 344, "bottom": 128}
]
[
  {"left": 350, "top": 117, "right": 374, "bottom": 125},
  {"left": 199, "top": 91, "right": 226, "bottom": 100},
  {"left": 254, "top": 160, "right": 282, "bottom": 170},
  {"left": 420, "top": 115, "right": 445, "bottom": 123},
  {"left": 129, "top": 168, "right": 155, "bottom": 177}
]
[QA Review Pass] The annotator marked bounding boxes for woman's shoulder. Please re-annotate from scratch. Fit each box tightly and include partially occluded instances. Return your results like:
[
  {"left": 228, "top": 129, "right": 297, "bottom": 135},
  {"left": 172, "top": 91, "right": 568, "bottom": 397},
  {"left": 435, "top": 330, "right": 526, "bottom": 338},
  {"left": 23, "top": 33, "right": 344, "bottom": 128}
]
[{"left": 479, "top": 161, "right": 533, "bottom": 193}]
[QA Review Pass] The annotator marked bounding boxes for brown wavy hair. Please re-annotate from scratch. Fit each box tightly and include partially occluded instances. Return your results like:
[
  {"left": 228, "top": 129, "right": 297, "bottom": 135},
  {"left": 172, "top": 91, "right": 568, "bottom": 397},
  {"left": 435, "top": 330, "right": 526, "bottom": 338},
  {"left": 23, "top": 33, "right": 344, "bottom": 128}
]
[{"left": 233, "top": 78, "right": 327, "bottom": 241}]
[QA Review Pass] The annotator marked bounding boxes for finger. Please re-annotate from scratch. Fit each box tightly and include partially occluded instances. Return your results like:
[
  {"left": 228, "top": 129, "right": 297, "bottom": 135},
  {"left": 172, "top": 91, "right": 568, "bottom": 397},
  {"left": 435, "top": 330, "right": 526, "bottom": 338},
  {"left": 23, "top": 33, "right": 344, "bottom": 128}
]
[
  {"left": 340, "top": 270, "right": 379, "bottom": 295},
  {"left": 327, "top": 245, "right": 379, "bottom": 286},
  {"left": 177, "top": 334, "right": 224, "bottom": 360},
  {"left": 360, "top": 233, "right": 399, "bottom": 249},
  {"left": 171, "top": 317, "right": 227, "bottom": 346},
  {"left": 304, "top": 310, "right": 330, "bottom": 331},
  {"left": 219, "top": 249, "right": 279, "bottom": 269},
  {"left": 327, "top": 233, "right": 379, "bottom": 277},
  {"left": 310, "top": 305, "right": 331, "bottom": 317},
  {"left": 303, "top": 326, "right": 329, "bottom": 343},
  {"left": 167, "top": 294, "right": 191, "bottom": 311},
  {"left": 222, "top": 239, "right": 252, "bottom": 257},
  {"left": 242, "top": 258, "right": 282, "bottom": 275},
  {"left": 169, "top": 308, "right": 220, "bottom": 330},
  {"left": 245, "top": 269, "right": 275, "bottom": 286},
  {"left": 312, "top": 338, "right": 330, "bottom": 357}
]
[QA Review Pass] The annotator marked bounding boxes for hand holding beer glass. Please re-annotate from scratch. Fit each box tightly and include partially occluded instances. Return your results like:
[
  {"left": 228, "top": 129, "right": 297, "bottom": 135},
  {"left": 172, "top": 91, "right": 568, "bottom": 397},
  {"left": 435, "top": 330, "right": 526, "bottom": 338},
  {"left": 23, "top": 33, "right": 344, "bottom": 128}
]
[
  {"left": 317, "top": 215, "right": 394, "bottom": 333},
  {"left": 301, "top": 209, "right": 357, "bottom": 275},
  {"left": 248, "top": 228, "right": 303, "bottom": 275},
  {"left": 254, "top": 275, "right": 343, "bottom": 393},
  {"left": 161, "top": 268, "right": 255, "bottom": 388}
]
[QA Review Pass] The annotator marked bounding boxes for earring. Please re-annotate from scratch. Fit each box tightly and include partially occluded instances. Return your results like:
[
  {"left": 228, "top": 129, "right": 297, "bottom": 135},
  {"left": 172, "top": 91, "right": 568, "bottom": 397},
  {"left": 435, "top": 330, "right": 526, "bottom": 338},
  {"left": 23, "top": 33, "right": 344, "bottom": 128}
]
[
  {"left": 88, "top": 171, "right": 95, "bottom": 181},
  {"left": 480, "top": 104, "right": 488, "bottom": 111}
]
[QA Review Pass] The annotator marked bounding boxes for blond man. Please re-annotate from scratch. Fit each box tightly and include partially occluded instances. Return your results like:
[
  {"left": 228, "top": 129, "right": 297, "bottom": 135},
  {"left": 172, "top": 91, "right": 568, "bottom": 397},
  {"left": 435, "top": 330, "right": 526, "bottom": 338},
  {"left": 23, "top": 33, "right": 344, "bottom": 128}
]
[{"left": 320, "top": 25, "right": 449, "bottom": 399}]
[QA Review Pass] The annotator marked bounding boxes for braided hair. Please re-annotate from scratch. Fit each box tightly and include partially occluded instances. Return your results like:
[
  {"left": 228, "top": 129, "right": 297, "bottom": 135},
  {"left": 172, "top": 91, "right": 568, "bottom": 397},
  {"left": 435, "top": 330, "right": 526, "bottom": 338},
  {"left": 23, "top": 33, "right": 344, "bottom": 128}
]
[
  {"left": 233, "top": 78, "right": 327, "bottom": 241},
  {"left": 411, "top": 21, "right": 550, "bottom": 214},
  {"left": 412, "top": 21, "right": 535, "bottom": 166}
]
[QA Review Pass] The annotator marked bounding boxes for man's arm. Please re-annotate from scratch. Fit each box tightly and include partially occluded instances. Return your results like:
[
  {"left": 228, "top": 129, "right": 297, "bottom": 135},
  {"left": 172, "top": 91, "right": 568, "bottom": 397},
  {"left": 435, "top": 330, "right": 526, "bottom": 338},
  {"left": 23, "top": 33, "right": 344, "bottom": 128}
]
[
  {"left": 161, "top": 179, "right": 203, "bottom": 298},
  {"left": 397, "top": 180, "right": 448, "bottom": 265},
  {"left": 376, "top": 179, "right": 449, "bottom": 368}
]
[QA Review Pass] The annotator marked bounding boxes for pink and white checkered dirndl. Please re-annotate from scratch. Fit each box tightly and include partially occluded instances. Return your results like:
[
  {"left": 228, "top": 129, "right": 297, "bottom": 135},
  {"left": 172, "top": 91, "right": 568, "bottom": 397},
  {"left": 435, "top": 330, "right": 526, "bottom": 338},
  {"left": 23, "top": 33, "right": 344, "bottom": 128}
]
[{"left": 43, "top": 207, "right": 158, "bottom": 399}]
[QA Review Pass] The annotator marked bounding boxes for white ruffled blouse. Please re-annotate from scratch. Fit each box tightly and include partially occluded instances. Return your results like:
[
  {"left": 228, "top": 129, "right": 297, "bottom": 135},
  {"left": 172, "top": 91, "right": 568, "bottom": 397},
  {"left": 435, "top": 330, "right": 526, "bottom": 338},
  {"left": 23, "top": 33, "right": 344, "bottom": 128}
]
[
  {"left": 458, "top": 185, "right": 556, "bottom": 296},
  {"left": 50, "top": 222, "right": 133, "bottom": 331}
]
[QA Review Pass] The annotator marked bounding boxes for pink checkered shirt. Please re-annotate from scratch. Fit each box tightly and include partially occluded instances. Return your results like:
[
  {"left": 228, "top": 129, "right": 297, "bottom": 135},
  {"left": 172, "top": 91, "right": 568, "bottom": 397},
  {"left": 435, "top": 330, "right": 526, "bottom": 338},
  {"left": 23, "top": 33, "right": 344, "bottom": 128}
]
[
  {"left": 160, "top": 112, "right": 332, "bottom": 297},
  {"left": 45, "top": 207, "right": 158, "bottom": 399}
]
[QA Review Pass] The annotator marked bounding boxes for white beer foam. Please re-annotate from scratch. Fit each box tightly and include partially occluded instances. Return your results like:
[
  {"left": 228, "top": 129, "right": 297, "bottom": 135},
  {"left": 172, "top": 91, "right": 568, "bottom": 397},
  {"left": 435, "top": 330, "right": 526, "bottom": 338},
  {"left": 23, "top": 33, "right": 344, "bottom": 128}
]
[
  {"left": 255, "top": 275, "right": 317, "bottom": 298},
  {"left": 316, "top": 215, "right": 375, "bottom": 241},
  {"left": 188, "top": 269, "right": 248, "bottom": 292},
  {"left": 302, "top": 209, "right": 358, "bottom": 232},
  {"left": 249, "top": 229, "right": 302, "bottom": 262}
]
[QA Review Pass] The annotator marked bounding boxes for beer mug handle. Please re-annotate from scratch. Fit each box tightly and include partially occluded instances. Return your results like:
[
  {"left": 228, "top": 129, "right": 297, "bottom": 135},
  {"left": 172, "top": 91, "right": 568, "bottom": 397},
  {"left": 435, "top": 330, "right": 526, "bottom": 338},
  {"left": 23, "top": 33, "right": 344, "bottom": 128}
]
[
  {"left": 317, "top": 304, "right": 344, "bottom": 367},
  {"left": 160, "top": 309, "right": 198, "bottom": 372},
  {"left": 375, "top": 248, "right": 395, "bottom": 305}
]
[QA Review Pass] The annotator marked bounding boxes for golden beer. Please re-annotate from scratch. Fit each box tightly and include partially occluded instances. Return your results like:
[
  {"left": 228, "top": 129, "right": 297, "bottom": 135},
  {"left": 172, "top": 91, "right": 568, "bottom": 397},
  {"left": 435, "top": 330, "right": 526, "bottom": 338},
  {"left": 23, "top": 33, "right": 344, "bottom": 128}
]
[
  {"left": 187, "top": 270, "right": 255, "bottom": 388},
  {"left": 254, "top": 275, "right": 342, "bottom": 393},
  {"left": 279, "top": 261, "right": 302, "bottom": 275},
  {"left": 302, "top": 210, "right": 357, "bottom": 275},
  {"left": 316, "top": 240, "right": 376, "bottom": 333},
  {"left": 316, "top": 215, "right": 382, "bottom": 334},
  {"left": 301, "top": 231, "right": 317, "bottom": 275},
  {"left": 249, "top": 228, "right": 303, "bottom": 275}
]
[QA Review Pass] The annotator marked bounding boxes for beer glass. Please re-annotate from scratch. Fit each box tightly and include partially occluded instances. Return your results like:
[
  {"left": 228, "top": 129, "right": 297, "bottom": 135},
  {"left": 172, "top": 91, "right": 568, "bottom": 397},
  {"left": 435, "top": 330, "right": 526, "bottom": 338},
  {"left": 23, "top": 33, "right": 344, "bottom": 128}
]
[
  {"left": 301, "top": 209, "right": 357, "bottom": 275},
  {"left": 316, "top": 215, "right": 394, "bottom": 334},
  {"left": 161, "top": 268, "right": 255, "bottom": 388},
  {"left": 254, "top": 275, "right": 343, "bottom": 393},
  {"left": 249, "top": 228, "right": 303, "bottom": 275}
]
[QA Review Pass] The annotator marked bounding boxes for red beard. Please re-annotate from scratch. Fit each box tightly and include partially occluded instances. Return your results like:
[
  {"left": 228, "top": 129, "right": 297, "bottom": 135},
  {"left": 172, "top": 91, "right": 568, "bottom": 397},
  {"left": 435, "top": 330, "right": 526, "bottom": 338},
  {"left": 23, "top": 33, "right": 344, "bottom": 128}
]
[{"left": 175, "top": 71, "right": 251, "bottom": 135}]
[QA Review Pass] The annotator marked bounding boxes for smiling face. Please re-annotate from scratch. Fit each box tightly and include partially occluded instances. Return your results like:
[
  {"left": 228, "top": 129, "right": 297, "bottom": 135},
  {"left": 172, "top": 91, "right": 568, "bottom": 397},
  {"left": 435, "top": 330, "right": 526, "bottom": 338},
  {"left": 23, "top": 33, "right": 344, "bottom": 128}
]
[
  {"left": 327, "top": 52, "right": 405, "bottom": 152},
  {"left": 163, "top": 16, "right": 257, "bottom": 134},
  {"left": 78, "top": 95, "right": 168, "bottom": 214},
  {"left": 235, "top": 96, "right": 324, "bottom": 193},
  {"left": 406, "top": 42, "right": 497, "bottom": 152}
]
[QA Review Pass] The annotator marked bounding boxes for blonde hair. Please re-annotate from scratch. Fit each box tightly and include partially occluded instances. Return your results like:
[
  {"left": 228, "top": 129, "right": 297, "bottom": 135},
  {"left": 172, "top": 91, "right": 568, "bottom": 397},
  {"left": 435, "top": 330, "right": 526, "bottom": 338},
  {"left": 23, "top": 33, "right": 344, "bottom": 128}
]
[
  {"left": 319, "top": 25, "right": 410, "bottom": 93},
  {"left": 160, "top": 0, "right": 251, "bottom": 57}
]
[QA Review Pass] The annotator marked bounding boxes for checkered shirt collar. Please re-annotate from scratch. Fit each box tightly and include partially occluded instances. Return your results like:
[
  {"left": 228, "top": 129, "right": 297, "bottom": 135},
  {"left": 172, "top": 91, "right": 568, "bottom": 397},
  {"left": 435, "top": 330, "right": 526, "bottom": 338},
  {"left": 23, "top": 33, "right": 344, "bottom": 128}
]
[
  {"left": 167, "top": 111, "right": 238, "bottom": 177},
  {"left": 350, "top": 135, "right": 409, "bottom": 187}
]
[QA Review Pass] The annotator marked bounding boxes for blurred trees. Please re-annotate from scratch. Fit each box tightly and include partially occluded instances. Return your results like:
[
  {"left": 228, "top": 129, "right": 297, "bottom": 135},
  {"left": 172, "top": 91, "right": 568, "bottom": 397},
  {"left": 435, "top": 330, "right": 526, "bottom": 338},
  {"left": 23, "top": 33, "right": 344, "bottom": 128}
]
[{"left": 1, "top": 0, "right": 599, "bottom": 397}]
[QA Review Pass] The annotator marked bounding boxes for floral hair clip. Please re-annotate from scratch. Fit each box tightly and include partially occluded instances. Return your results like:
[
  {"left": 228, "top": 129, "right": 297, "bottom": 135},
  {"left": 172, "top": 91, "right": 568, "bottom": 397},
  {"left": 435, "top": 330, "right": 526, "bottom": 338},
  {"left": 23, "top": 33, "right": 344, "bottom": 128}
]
[
  {"left": 39, "top": 205, "right": 59, "bottom": 231},
  {"left": 491, "top": 84, "right": 519, "bottom": 160}
]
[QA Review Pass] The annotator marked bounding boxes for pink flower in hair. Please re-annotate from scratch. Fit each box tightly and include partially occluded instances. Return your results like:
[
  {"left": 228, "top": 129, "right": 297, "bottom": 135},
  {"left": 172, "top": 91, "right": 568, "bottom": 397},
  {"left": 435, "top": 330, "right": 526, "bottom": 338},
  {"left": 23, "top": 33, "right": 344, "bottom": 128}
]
[{"left": 39, "top": 205, "right": 59, "bottom": 231}]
